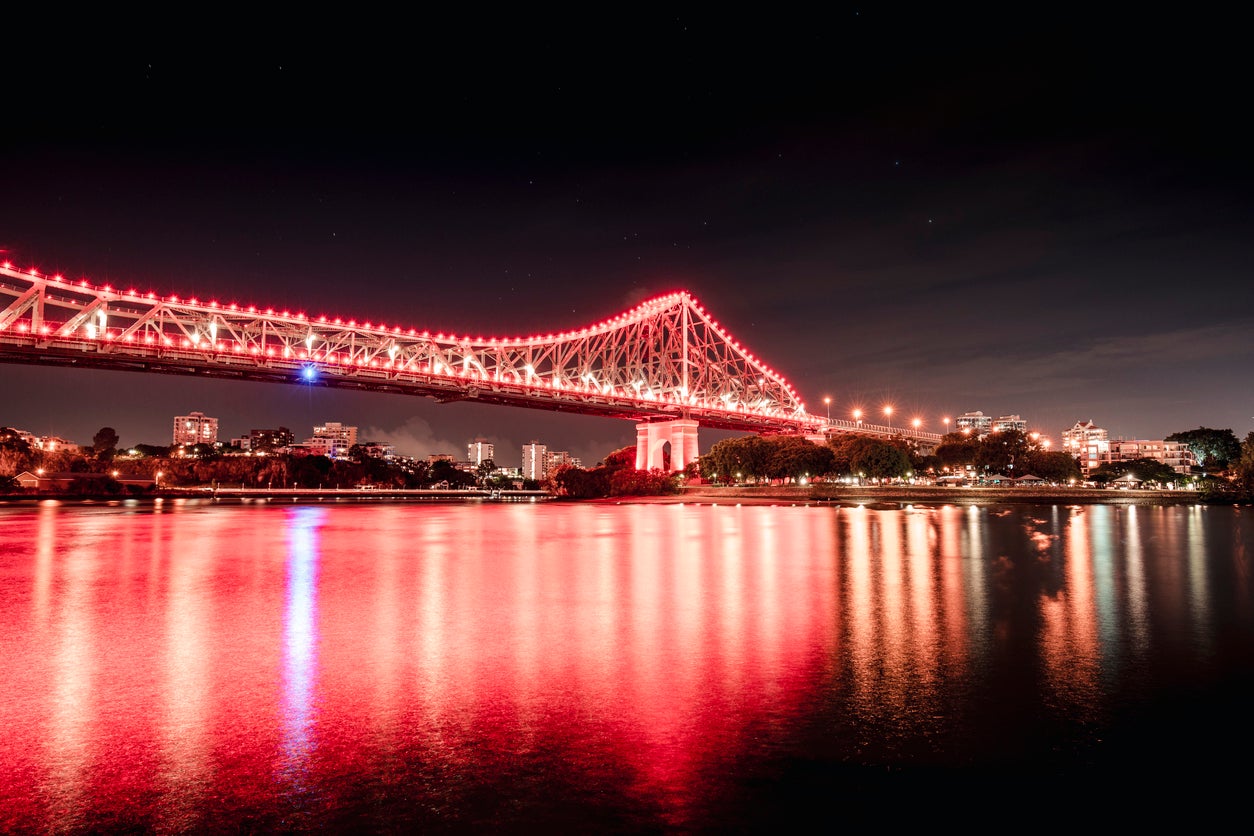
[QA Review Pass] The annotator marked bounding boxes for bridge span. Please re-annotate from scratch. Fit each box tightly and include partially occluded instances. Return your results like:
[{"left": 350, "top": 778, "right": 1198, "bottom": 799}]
[{"left": 0, "top": 261, "right": 944, "bottom": 469}]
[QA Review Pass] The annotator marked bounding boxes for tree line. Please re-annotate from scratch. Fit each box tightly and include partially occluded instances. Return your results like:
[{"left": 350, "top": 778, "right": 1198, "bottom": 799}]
[
  {"left": 5, "top": 424, "right": 1254, "bottom": 501},
  {"left": 0, "top": 427, "right": 541, "bottom": 493}
]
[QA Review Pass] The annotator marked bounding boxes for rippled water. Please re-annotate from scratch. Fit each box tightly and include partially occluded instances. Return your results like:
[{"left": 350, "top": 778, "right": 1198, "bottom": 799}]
[{"left": 1, "top": 498, "right": 1252, "bottom": 831}]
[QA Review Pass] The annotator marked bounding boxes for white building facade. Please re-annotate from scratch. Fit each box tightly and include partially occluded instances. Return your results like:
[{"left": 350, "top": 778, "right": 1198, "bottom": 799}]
[
  {"left": 310, "top": 422, "right": 358, "bottom": 459},
  {"left": 1105, "top": 440, "right": 1197, "bottom": 475},
  {"left": 173, "top": 412, "right": 219, "bottom": 446},
  {"left": 522, "top": 441, "right": 547, "bottom": 481},
  {"left": 468, "top": 438, "right": 495, "bottom": 465},
  {"left": 955, "top": 411, "right": 993, "bottom": 438}
]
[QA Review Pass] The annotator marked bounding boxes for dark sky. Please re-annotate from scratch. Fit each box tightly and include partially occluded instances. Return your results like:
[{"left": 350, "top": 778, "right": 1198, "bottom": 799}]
[{"left": 2, "top": 12, "right": 1250, "bottom": 467}]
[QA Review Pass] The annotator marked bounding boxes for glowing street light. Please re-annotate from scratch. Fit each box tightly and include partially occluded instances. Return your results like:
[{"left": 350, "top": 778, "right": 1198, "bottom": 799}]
[
  {"left": 943, "top": 416, "right": 950, "bottom": 434},
  {"left": 824, "top": 396, "right": 831, "bottom": 422},
  {"left": 852, "top": 408, "right": 862, "bottom": 427},
  {"left": 883, "top": 405, "right": 893, "bottom": 425},
  {"left": 912, "top": 418, "right": 922, "bottom": 432}
]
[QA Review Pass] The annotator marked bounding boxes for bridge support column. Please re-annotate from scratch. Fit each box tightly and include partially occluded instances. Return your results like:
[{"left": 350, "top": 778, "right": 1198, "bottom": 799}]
[{"left": 635, "top": 419, "right": 700, "bottom": 472}]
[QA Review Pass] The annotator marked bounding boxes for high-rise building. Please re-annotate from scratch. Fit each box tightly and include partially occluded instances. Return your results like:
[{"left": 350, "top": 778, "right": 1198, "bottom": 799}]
[
  {"left": 1061, "top": 420, "right": 1110, "bottom": 476},
  {"left": 992, "top": 415, "right": 1027, "bottom": 434},
  {"left": 522, "top": 441, "right": 547, "bottom": 481},
  {"left": 310, "top": 422, "right": 358, "bottom": 459},
  {"left": 955, "top": 411, "right": 992, "bottom": 438},
  {"left": 468, "top": 438, "right": 495, "bottom": 465},
  {"left": 249, "top": 427, "right": 294, "bottom": 452},
  {"left": 546, "top": 451, "right": 582, "bottom": 473},
  {"left": 173, "top": 412, "right": 218, "bottom": 446}
]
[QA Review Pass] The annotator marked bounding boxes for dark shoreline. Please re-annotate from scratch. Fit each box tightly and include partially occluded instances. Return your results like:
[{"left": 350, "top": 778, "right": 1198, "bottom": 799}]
[
  {"left": 649, "top": 484, "right": 1234, "bottom": 507},
  {"left": 1, "top": 485, "right": 1245, "bottom": 508}
]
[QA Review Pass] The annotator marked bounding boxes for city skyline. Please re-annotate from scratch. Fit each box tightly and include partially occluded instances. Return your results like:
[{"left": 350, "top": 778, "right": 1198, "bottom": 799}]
[{"left": 2, "top": 13, "right": 1249, "bottom": 463}]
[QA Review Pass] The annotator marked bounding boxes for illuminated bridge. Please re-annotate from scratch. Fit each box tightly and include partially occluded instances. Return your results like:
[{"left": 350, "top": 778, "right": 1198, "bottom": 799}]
[{"left": 1, "top": 261, "right": 861, "bottom": 470}]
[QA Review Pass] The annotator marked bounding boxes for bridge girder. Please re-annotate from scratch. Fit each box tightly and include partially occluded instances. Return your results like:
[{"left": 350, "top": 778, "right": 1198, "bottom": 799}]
[{"left": 0, "top": 263, "right": 823, "bottom": 434}]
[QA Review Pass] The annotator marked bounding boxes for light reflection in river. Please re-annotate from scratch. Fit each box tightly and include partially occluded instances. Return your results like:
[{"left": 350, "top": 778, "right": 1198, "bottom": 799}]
[{"left": 0, "top": 498, "right": 1252, "bottom": 831}]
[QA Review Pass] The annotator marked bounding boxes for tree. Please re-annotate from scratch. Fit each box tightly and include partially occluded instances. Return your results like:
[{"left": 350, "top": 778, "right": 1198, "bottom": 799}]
[
  {"left": 935, "top": 432, "right": 979, "bottom": 470},
  {"left": 1233, "top": 432, "right": 1254, "bottom": 497},
  {"left": 1020, "top": 450, "right": 1082, "bottom": 484},
  {"left": 1166, "top": 427, "right": 1241, "bottom": 471},
  {"left": 291, "top": 455, "right": 334, "bottom": 488},
  {"left": 827, "top": 434, "right": 875, "bottom": 476},
  {"left": 850, "top": 439, "right": 911, "bottom": 481},
  {"left": 766, "top": 436, "right": 833, "bottom": 482},
  {"left": 0, "top": 428, "right": 35, "bottom": 477},
  {"left": 601, "top": 446, "right": 638, "bottom": 472},
  {"left": 610, "top": 467, "right": 681, "bottom": 496},
  {"left": 1089, "top": 457, "right": 1179, "bottom": 486},
  {"left": 132, "top": 443, "right": 171, "bottom": 458},
  {"left": 974, "top": 429, "right": 1031, "bottom": 476},
  {"left": 92, "top": 427, "right": 120, "bottom": 461},
  {"left": 428, "top": 458, "right": 475, "bottom": 488}
]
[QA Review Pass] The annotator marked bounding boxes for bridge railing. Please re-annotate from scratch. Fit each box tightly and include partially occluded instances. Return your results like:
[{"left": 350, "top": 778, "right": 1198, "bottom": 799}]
[{"left": 824, "top": 418, "right": 943, "bottom": 443}]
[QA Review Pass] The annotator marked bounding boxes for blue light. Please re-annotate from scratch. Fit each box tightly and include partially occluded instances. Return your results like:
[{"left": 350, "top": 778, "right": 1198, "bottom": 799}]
[{"left": 302, "top": 365, "right": 317, "bottom": 382}]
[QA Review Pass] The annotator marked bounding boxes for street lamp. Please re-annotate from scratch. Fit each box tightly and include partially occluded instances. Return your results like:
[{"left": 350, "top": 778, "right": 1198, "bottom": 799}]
[
  {"left": 883, "top": 405, "right": 893, "bottom": 425},
  {"left": 943, "top": 417, "right": 950, "bottom": 434},
  {"left": 824, "top": 396, "right": 831, "bottom": 422},
  {"left": 852, "top": 408, "right": 862, "bottom": 427},
  {"left": 912, "top": 418, "right": 921, "bottom": 432}
]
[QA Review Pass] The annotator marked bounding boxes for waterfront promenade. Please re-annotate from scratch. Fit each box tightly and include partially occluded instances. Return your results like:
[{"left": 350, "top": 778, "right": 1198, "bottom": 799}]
[{"left": 671, "top": 483, "right": 1210, "bottom": 506}]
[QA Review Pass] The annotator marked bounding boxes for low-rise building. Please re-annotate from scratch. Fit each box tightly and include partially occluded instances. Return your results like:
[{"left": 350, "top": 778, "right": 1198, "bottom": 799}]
[{"left": 1105, "top": 439, "right": 1197, "bottom": 474}]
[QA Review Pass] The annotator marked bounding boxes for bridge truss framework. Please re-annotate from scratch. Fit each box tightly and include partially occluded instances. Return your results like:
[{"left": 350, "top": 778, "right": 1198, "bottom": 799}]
[{"left": 1, "top": 263, "right": 834, "bottom": 469}]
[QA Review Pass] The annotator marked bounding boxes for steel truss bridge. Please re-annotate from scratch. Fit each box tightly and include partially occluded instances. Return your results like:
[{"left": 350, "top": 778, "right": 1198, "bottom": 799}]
[{"left": 1, "top": 262, "right": 856, "bottom": 468}]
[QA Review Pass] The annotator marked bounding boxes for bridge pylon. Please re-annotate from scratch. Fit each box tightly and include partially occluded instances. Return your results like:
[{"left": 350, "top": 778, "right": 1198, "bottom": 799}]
[{"left": 636, "top": 419, "right": 700, "bottom": 472}]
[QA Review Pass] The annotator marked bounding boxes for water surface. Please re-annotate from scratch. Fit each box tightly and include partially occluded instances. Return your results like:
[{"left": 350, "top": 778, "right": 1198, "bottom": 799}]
[{"left": 1, "top": 498, "right": 1251, "bottom": 831}]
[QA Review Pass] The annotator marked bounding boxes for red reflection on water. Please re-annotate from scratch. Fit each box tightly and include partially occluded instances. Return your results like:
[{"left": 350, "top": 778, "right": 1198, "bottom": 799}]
[
  {"left": 840, "top": 506, "right": 966, "bottom": 739},
  {"left": 1039, "top": 508, "right": 1101, "bottom": 711},
  {"left": 0, "top": 503, "right": 855, "bottom": 829},
  {"left": 17, "top": 500, "right": 1239, "bottom": 828}
]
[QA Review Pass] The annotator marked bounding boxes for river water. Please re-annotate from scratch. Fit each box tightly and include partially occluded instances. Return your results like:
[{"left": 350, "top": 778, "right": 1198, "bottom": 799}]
[{"left": 1, "top": 497, "right": 1252, "bottom": 832}]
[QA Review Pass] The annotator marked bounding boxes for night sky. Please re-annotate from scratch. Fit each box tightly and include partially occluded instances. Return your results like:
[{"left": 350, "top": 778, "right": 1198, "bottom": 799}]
[{"left": 2, "top": 13, "right": 1250, "bottom": 468}]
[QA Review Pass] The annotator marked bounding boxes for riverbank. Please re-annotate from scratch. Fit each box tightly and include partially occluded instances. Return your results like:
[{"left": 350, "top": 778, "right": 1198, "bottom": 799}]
[
  {"left": 0, "top": 487, "right": 552, "bottom": 504},
  {"left": 632, "top": 483, "right": 1221, "bottom": 506}
]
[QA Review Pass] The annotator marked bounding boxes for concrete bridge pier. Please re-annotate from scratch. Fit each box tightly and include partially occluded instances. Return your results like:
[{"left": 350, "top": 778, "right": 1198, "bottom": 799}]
[{"left": 636, "top": 419, "right": 699, "bottom": 472}]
